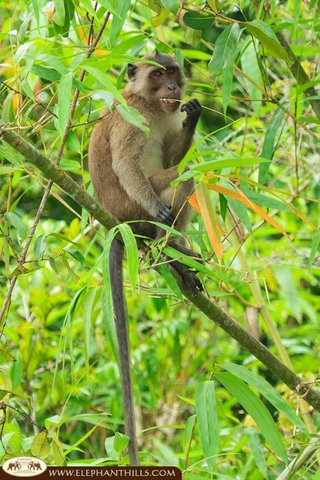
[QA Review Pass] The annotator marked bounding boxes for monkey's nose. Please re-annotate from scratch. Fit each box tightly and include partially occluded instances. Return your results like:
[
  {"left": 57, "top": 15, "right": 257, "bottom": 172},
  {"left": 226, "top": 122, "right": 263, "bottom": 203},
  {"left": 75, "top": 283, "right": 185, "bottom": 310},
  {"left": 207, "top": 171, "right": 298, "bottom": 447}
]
[{"left": 168, "top": 84, "right": 176, "bottom": 91}]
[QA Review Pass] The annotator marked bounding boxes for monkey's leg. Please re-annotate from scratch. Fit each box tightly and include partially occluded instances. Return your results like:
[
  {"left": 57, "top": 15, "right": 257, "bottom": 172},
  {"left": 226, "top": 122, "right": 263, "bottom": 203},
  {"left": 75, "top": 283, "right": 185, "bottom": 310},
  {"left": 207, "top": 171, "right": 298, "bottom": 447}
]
[
  {"left": 110, "top": 238, "right": 139, "bottom": 465},
  {"left": 152, "top": 177, "right": 203, "bottom": 293}
]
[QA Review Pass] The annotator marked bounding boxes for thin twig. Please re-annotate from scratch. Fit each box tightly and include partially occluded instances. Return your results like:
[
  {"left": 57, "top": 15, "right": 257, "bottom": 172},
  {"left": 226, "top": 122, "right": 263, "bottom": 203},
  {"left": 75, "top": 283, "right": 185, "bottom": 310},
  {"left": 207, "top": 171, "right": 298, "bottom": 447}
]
[{"left": 0, "top": 11, "right": 111, "bottom": 329}]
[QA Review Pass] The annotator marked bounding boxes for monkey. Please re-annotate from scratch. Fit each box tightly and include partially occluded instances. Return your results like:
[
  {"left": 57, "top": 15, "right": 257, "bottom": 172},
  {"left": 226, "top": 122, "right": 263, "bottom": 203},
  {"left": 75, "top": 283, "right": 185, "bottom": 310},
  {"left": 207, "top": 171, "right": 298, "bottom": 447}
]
[{"left": 89, "top": 52, "right": 203, "bottom": 465}]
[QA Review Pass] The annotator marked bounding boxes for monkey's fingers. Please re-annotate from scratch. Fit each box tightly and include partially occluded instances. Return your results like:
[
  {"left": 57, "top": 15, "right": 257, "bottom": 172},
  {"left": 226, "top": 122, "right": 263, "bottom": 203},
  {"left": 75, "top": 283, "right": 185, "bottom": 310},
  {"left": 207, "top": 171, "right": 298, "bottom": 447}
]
[
  {"left": 156, "top": 204, "right": 175, "bottom": 226},
  {"left": 181, "top": 98, "right": 202, "bottom": 117}
]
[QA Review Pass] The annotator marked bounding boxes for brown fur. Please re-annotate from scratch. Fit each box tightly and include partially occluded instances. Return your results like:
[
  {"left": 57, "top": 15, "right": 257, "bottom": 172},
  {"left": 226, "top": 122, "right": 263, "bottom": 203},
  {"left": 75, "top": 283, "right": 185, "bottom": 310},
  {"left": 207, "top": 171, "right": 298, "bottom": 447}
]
[{"left": 89, "top": 55, "right": 196, "bottom": 239}]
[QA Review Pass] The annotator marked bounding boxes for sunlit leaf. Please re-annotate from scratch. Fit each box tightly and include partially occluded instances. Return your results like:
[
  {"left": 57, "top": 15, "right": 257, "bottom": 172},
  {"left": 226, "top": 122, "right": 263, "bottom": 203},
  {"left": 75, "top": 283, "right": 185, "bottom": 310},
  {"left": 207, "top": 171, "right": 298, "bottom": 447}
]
[
  {"left": 195, "top": 381, "right": 218, "bottom": 472},
  {"left": 57, "top": 71, "right": 73, "bottom": 136},
  {"left": 208, "top": 24, "right": 240, "bottom": 76},
  {"left": 195, "top": 183, "right": 223, "bottom": 262},
  {"left": 242, "top": 20, "right": 292, "bottom": 62},
  {"left": 215, "top": 372, "right": 287, "bottom": 462}
]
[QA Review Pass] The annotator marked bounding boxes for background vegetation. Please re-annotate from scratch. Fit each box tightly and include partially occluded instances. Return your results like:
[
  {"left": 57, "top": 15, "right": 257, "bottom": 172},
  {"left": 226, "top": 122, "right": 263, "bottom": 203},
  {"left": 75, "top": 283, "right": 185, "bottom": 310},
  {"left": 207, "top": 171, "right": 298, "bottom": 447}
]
[{"left": 0, "top": 0, "right": 319, "bottom": 478}]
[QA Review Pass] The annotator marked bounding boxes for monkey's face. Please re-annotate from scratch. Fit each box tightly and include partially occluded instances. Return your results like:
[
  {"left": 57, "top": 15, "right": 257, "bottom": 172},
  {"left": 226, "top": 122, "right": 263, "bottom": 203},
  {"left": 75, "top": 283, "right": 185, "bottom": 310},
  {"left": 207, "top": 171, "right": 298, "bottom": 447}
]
[
  {"left": 149, "top": 66, "right": 183, "bottom": 113},
  {"left": 127, "top": 54, "right": 184, "bottom": 113}
]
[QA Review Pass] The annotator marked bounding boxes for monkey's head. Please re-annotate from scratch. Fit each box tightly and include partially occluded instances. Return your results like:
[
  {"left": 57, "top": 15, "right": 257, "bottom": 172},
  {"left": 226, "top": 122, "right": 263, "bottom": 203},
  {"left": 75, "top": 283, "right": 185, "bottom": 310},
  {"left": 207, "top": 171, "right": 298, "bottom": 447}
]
[{"left": 127, "top": 53, "right": 184, "bottom": 113}]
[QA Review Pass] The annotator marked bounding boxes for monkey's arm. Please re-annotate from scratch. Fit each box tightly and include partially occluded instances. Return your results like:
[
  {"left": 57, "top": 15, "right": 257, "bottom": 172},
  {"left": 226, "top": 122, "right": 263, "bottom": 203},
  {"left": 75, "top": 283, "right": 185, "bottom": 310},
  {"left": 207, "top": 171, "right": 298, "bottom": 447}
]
[
  {"left": 165, "top": 99, "right": 202, "bottom": 167},
  {"left": 110, "top": 126, "right": 174, "bottom": 226}
]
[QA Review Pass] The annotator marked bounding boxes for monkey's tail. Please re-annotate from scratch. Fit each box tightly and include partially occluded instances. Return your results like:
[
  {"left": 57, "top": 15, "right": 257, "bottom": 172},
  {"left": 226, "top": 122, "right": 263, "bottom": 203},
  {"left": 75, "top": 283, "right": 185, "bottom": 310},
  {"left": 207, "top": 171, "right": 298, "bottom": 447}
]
[{"left": 109, "top": 237, "right": 139, "bottom": 466}]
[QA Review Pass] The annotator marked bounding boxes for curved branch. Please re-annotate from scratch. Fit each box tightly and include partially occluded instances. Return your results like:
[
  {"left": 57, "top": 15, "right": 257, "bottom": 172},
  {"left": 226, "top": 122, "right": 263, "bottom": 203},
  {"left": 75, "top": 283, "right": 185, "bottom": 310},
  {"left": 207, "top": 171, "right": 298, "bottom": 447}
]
[{"left": 1, "top": 124, "right": 320, "bottom": 413}]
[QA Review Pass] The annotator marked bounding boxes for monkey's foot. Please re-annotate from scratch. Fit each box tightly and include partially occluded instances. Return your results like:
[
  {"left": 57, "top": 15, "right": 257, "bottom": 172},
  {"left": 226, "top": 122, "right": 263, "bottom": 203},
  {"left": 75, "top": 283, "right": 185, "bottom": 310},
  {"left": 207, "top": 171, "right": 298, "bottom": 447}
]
[{"left": 171, "top": 261, "right": 203, "bottom": 295}]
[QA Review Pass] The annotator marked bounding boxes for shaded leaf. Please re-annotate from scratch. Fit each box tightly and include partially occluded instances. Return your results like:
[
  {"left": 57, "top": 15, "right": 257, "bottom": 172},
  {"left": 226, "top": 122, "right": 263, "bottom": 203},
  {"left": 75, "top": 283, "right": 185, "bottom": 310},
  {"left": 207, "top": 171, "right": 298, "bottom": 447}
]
[
  {"left": 183, "top": 12, "right": 214, "bottom": 30},
  {"left": 259, "top": 107, "right": 285, "bottom": 183}
]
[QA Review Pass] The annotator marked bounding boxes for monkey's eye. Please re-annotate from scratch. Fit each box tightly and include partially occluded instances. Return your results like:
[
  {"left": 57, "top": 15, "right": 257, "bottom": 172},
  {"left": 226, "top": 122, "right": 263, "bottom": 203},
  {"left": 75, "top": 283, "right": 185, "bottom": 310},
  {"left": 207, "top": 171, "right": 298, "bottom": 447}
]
[{"left": 153, "top": 70, "right": 163, "bottom": 77}]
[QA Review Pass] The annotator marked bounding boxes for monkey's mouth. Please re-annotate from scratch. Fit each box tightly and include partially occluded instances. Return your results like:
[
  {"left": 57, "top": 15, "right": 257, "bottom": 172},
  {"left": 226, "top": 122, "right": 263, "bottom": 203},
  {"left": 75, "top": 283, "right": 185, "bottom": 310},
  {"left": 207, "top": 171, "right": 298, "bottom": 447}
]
[{"left": 160, "top": 98, "right": 180, "bottom": 104}]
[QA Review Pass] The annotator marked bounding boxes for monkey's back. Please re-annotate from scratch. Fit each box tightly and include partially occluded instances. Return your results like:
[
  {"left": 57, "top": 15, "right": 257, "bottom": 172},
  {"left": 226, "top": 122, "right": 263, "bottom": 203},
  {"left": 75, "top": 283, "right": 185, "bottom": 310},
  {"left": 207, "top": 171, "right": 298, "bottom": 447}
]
[
  {"left": 89, "top": 108, "right": 153, "bottom": 229},
  {"left": 89, "top": 111, "right": 119, "bottom": 213}
]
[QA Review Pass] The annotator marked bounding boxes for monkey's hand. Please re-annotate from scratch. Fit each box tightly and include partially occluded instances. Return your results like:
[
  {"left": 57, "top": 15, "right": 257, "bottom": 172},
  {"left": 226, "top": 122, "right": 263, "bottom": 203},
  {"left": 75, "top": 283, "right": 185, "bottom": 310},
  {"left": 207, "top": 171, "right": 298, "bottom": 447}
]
[
  {"left": 181, "top": 99, "right": 202, "bottom": 129},
  {"left": 156, "top": 204, "right": 175, "bottom": 227}
]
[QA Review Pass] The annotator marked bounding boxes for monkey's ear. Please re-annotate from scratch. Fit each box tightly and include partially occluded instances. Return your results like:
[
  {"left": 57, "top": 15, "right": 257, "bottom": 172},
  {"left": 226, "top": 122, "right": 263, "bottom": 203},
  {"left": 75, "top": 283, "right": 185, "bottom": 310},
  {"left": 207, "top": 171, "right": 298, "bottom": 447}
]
[{"left": 127, "top": 63, "right": 137, "bottom": 81}]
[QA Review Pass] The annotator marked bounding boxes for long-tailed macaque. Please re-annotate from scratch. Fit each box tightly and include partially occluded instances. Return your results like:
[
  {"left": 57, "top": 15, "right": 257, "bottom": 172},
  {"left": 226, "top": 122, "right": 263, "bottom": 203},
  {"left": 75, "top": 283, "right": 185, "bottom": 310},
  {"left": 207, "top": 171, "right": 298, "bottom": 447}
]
[{"left": 89, "top": 53, "right": 202, "bottom": 465}]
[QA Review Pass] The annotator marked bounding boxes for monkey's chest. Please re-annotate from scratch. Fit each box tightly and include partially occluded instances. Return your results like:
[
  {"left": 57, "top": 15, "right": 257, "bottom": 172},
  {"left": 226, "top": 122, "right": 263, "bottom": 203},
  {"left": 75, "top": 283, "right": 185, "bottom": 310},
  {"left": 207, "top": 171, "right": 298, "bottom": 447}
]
[{"left": 140, "top": 137, "right": 164, "bottom": 178}]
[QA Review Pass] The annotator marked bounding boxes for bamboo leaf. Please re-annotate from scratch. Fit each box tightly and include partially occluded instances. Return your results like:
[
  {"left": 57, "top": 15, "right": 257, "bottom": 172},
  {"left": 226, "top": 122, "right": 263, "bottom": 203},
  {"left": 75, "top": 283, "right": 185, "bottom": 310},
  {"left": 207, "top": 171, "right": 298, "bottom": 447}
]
[
  {"left": 110, "top": 0, "right": 131, "bottom": 47},
  {"left": 191, "top": 156, "right": 269, "bottom": 172},
  {"left": 57, "top": 71, "right": 73, "bottom": 137},
  {"left": 195, "top": 381, "right": 218, "bottom": 472},
  {"left": 118, "top": 223, "right": 139, "bottom": 295},
  {"left": 206, "top": 183, "right": 288, "bottom": 237},
  {"left": 195, "top": 183, "right": 223, "bottom": 262},
  {"left": 223, "top": 363, "right": 307, "bottom": 432},
  {"left": 208, "top": 24, "right": 240, "bottom": 75},
  {"left": 241, "top": 40, "right": 263, "bottom": 114},
  {"left": 83, "top": 287, "right": 97, "bottom": 374},
  {"left": 242, "top": 20, "right": 292, "bottom": 62},
  {"left": 259, "top": 107, "right": 285, "bottom": 183},
  {"left": 102, "top": 227, "right": 119, "bottom": 363},
  {"left": 215, "top": 372, "right": 287, "bottom": 462}
]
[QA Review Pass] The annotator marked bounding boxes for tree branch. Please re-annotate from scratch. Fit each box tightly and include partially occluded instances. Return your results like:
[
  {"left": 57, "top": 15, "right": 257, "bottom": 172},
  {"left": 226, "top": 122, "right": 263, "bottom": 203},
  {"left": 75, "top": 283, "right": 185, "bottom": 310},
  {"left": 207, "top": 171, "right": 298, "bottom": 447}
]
[{"left": 1, "top": 124, "right": 320, "bottom": 414}]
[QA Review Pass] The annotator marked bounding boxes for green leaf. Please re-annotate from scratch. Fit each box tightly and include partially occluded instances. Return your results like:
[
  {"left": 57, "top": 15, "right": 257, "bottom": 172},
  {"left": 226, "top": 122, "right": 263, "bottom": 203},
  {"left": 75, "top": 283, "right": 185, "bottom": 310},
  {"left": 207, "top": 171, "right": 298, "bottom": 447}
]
[
  {"left": 31, "top": 431, "right": 50, "bottom": 458},
  {"left": 57, "top": 71, "right": 73, "bottom": 137},
  {"left": 102, "top": 227, "right": 120, "bottom": 362},
  {"left": 191, "top": 156, "right": 269, "bottom": 172},
  {"left": 259, "top": 107, "right": 285, "bottom": 184},
  {"left": 227, "top": 195, "right": 252, "bottom": 233},
  {"left": 114, "top": 432, "right": 129, "bottom": 453},
  {"left": 33, "top": 234, "right": 46, "bottom": 260},
  {"left": 156, "top": 263, "right": 183, "bottom": 300},
  {"left": 53, "top": 0, "right": 75, "bottom": 37},
  {"left": 240, "top": 186, "right": 290, "bottom": 211},
  {"left": 183, "top": 12, "right": 214, "bottom": 30},
  {"left": 195, "top": 381, "right": 218, "bottom": 472},
  {"left": 72, "top": 413, "right": 110, "bottom": 427},
  {"left": 83, "top": 65, "right": 126, "bottom": 105},
  {"left": 242, "top": 20, "right": 292, "bottom": 62},
  {"left": 118, "top": 223, "right": 139, "bottom": 295},
  {"left": 161, "top": 0, "right": 179, "bottom": 14},
  {"left": 309, "top": 231, "right": 320, "bottom": 266},
  {"left": 10, "top": 352, "right": 23, "bottom": 389},
  {"left": 246, "top": 428, "right": 268, "bottom": 478},
  {"left": 183, "top": 414, "right": 196, "bottom": 454},
  {"left": 32, "top": 0, "right": 40, "bottom": 28},
  {"left": 215, "top": 372, "right": 288, "bottom": 462},
  {"left": 31, "top": 64, "right": 60, "bottom": 82},
  {"left": 223, "top": 363, "right": 307, "bottom": 433},
  {"left": 241, "top": 40, "right": 263, "bottom": 114},
  {"left": 150, "top": 3, "right": 169, "bottom": 27},
  {"left": 222, "top": 62, "right": 234, "bottom": 114},
  {"left": 64, "top": 425, "right": 97, "bottom": 456},
  {"left": 53, "top": 0, "right": 65, "bottom": 26},
  {"left": 116, "top": 104, "right": 149, "bottom": 136},
  {"left": 208, "top": 24, "right": 240, "bottom": 76},
  {"left": 83, "top": 287, "right": 97, "bottom": 373},
  {"left": 105, "top": 435, "right": 118, "bottom": 460},
  {"left": 110, "top": 0, "right": 131, "bottom": 47},
  {"left": 5, "top": 212, "right": 27, "bottom": 240}
]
